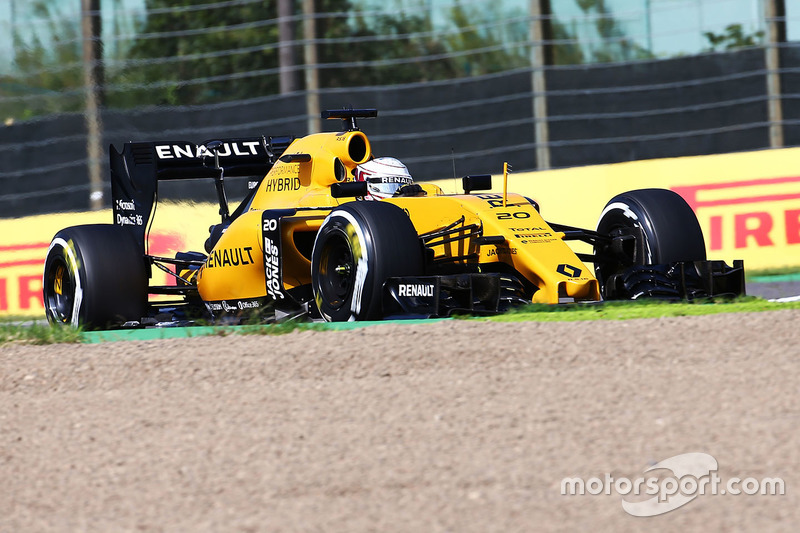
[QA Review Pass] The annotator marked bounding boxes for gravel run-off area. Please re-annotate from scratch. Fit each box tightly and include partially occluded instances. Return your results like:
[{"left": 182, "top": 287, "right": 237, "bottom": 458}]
[{"left": 1, "top": 310, "right": 798, "bottom": 532}]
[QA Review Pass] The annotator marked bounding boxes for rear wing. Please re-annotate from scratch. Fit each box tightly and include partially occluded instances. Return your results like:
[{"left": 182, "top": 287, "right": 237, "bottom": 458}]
[{"left": 110, "top": 136, "right": 293, "bottom": 251}]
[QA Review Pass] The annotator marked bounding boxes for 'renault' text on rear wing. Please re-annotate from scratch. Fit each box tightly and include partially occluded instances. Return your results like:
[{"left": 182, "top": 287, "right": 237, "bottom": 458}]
[{"left": 110, "top": 136, "right": 293, "bottom": 251}]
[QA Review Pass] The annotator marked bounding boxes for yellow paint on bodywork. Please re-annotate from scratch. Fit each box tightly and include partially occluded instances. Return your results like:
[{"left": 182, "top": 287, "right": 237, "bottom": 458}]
[
  {"left": 197, "top": 210, "right": 266, "bottom": 302},
  {"left": 251, "top": 130, "right": 371, "bottom": 211},
  {"left": 388, "top": 193, "right": 600, "bottom": 304},
  {"left": 198, "top": 129, "right": 601, "bottom": 305}
]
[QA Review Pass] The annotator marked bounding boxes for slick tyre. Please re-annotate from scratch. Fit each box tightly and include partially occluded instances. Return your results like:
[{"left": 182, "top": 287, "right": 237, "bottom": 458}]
[
  {"left": 311, "top": 202, "right": 423, "bottom": 321},
  {"left": 595, "top": 188, "right": 706, "bottom": 297},
  {"left": 43, "top": 224, "right": 147, "bottom": 329}
]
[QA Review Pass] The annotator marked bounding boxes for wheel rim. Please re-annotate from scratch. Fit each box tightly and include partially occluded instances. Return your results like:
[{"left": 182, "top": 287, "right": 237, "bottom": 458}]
[
  {"left": 318, "top": 231, "right": 355, "bottom": 311},
  {"left": 596, "top": 203, "right": 650, "bottom": 282},
  {"left": 44, "top": 256, "right": 75, "bottom": 324}
]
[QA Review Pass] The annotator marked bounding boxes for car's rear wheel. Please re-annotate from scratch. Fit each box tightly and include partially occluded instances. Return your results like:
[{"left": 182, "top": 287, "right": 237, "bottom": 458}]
[
  {"left": 594, "top": 188, "right": 706, "bottom": 298},
  {"left": 311, "top": 202, "right": 423, "bottom": 321},
  {"left": 43, "top": 225, "right": 148, "bottom": 329}
]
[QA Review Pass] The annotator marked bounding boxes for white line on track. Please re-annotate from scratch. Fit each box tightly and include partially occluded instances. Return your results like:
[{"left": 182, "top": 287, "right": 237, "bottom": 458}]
[{"left": 768, "top": 295, "right": 800, "bottom": 303}]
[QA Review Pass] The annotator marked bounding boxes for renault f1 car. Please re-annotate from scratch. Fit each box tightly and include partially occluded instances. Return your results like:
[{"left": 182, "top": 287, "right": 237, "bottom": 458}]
[{"left": 43, "top": 109, "right": 744, "bottom": 328}]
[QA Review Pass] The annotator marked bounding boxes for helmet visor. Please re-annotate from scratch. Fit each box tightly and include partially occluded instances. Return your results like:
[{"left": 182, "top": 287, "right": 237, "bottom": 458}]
[{"left": 365, "top": 175, "right": 413, "bottom": 198}]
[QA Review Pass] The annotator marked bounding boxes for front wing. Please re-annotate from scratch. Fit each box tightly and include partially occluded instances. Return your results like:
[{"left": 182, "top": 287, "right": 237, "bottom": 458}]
[{"left": 384, "top": 259, "right": 745, "bottom": 318}]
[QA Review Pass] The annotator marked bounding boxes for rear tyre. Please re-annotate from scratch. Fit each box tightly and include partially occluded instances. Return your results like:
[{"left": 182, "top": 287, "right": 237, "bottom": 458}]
[
  {"left": 43, "top": 225, "right": 148, "bottom": 329},
  {"left": 311, "top": 202, "right": 423, "bottom": 321},
  {"left": 595, "top": 188, "right": 706, "bottom": 298}
]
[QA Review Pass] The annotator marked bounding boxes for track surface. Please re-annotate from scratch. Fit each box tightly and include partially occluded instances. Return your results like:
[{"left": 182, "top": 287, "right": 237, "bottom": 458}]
[
  {"left": 747, "top": 279, "right": 800, "bottom": 300},
  {"left": 2, "top": 311, "right": 798, "bottom": 531}
]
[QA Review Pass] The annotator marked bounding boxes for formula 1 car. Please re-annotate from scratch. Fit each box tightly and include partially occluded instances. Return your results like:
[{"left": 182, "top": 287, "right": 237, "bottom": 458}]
[{"left": 43, "top": 109, "right": 744, "bottom": 328}]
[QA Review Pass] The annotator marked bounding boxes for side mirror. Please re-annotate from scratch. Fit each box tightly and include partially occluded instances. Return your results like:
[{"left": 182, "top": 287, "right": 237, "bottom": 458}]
[
  {"left": 205, "top": 140, "right": 223, "bottom": 152},
  {"left": 279, "top": 153, "right": 311, "bottom": 163},
  {"left": 331, "top": 181, "right": 368, "bottom": 198},
  {"left": 462, "top": 174, "right": 492, "bottom": 194},
  {"left": 205, "top": 140, "right": 224, "bottom": 169}
]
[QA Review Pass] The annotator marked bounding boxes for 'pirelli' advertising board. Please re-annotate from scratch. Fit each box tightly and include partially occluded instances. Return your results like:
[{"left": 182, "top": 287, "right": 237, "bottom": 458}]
[
  {"left": 2, "top": 147, "right": 800, "bottom": 316},
  {"left": 479, "top": 147, "right": 800, "bottom": 273},
  {"left": 0, "top": 202, "right": 216, "bottom": 317}
]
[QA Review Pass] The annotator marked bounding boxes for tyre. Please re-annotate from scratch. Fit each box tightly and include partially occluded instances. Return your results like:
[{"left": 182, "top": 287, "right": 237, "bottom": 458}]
[
  {"left": 595, "top": 188, "right": 706, "bottom": 298},
  {"left": 43, "top": 224, "right": 148, "bottom": 329},
  {"left": 311, "top": 202, "right": 423, "bottom": 321}
]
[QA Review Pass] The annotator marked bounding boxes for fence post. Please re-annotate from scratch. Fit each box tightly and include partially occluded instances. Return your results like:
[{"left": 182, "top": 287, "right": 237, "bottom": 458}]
[
  {"left": 303, "top": 0, "right": 320, "bottom": 134},
  {"left": 765, "top": 0, "right": 785, "bottom": 148},
  {"left": 278, "top": 0, "right": 297, "bottom": 94},
  {"left": 81, "top": 0, "right": 104, "bottom": 209},
  {"left": 530, "top": 0, "right": 551, "bottom": 170}
]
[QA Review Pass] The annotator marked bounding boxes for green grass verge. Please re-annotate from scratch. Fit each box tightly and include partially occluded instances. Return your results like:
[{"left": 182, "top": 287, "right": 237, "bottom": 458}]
[
  {"left": 482, "top": 297, "right": 800, "bottom": 323},
  {"left": 746, "top": 265, "right": 800, "bottom": 281},
  {"left": 0, "top": 314, "right": 47, "bottom": 322},
  {"left": 0, "top": 320, "right": 82, "bottom": 346}
]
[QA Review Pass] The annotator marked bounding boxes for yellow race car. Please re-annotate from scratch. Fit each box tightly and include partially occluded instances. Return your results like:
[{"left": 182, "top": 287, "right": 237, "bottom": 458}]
[{"left": 43, "top": 109, "right": 744, "bottom": 328}]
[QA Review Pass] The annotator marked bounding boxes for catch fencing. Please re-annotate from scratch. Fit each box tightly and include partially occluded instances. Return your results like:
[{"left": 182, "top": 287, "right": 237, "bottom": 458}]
[{"left": 1, "top": 1, "right": 798, "bottom": 217}]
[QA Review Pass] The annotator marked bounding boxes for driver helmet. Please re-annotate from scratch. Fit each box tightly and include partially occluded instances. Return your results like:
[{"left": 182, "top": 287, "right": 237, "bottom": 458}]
[{"left": 354, "top": 157, "right": 413, "bottom": 200}]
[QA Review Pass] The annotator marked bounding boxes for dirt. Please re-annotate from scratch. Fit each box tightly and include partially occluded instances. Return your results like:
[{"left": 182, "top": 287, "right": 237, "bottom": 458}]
[{"left": 1, "top": 311, "right": 798, "bottom": 532}]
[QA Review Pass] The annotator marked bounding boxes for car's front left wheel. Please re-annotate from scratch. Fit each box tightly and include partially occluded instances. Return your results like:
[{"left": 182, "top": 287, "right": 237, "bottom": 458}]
[{"left": 311, "top": 202, "right": 423, "bottom": 321}]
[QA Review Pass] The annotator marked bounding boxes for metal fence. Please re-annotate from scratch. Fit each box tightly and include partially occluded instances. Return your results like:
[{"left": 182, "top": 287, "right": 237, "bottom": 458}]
[{"left": 0, "top": 0, "right": 797, "bottom": 217}]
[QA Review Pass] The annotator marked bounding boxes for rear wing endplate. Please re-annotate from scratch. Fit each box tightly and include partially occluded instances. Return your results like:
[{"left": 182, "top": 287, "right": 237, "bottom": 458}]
[{"left": 110, "top": 136, "right": 293, "bottom": 251}]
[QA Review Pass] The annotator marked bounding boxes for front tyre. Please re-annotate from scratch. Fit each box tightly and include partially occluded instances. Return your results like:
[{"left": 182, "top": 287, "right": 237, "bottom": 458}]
[
  {"left": 311, "top": 202, "right": 423, "bottom": 321},
  {"left": 595, "top": 188, "right": 706, "bottom": 298},
  {"left": 43, "top": 225, "right": 147, "bottom": 329}
]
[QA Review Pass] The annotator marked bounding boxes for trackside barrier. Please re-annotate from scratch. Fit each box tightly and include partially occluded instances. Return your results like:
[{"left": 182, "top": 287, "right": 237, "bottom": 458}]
[
  {"left": 3, "top": 148, "right": 800, "bottom": 316},
  {"left": 0, "top": 202, "right": 217, "bottom": 317},
  {"left": 467, "top": 147, "right": 800, "bottom": 272}
]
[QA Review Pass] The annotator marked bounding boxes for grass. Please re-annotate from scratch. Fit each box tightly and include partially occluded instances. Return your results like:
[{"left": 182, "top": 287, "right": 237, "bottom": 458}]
[
  {"left": 0, "top": 320, "right": 82, "bottom": 346},
  {"left": 746, "top": 265, "right": 800, "bottom": 281},
  {"left": 483, "top": 296, "right": 800, "bottom": 323}
]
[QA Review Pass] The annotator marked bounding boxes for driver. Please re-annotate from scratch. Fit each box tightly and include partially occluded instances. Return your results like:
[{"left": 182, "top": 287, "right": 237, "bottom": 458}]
[{"left": 354, "top": 157, "right": 415, "bottom": 200}]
